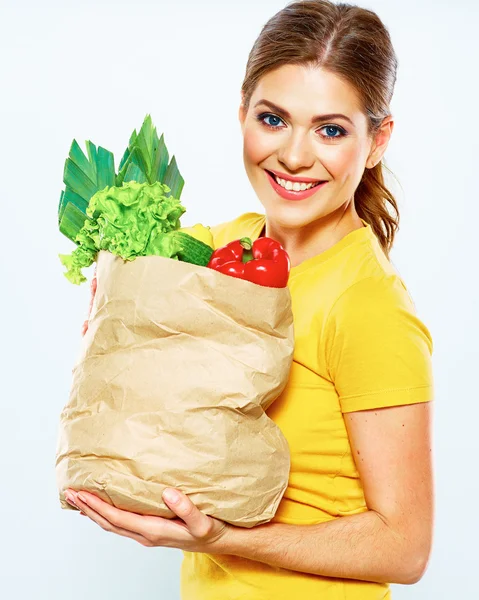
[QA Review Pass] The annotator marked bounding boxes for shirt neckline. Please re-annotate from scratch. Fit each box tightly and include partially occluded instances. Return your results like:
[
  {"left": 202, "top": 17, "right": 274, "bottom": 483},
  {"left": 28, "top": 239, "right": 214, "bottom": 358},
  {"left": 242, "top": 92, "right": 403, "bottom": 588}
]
[{"left": 251, "top": 214, "right": 375, "bottom": 278}]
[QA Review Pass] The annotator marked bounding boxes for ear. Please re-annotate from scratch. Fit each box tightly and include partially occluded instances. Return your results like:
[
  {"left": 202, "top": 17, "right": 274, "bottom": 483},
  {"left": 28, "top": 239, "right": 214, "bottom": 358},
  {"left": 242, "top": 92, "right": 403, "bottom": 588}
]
[{"left": 365, "top": 115, "right": 394, "bottom": 169}]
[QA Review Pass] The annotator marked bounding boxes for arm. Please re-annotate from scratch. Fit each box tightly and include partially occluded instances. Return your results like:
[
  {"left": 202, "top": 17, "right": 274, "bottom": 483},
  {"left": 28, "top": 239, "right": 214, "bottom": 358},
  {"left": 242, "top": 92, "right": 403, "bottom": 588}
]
[{"left": 216, "top": 400, "right": 434, "bottom": 586}]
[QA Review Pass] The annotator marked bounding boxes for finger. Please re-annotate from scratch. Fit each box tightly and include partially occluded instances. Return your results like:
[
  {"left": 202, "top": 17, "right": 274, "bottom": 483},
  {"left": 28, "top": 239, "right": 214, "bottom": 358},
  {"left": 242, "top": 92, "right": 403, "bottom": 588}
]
[
  {"left": 81, "top": 319, "right": 88, "bottom": 336},
  {"left": 73, "top": 494, "right": 153, "bottom": 546},
  {"left": 162, "top": 489, "right": 212, "bottom": 539},
  {"left": 65, "top": 493, "right": 86, "bottom": 515},
  {"left": 88, "top": 276, "right": 97, "bottom": 318},
  {"left": 82, "top": 272, "right": 97, "bottom": 336},
  {"left": 74, "top": 491, "right": 152, "bottom": 539}
]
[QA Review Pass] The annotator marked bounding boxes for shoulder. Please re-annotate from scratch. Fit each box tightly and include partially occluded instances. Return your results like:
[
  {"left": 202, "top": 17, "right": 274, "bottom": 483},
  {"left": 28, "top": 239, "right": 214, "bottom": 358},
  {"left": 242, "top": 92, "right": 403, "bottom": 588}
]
[
  {"left": 327, "top": 272, "right": 433, "bottom": 355},
  {"left": 325, "top": 225, "right": 424, "bottom": 330},
  {"left": 311, "top": 228, "right": 422, "bottom": 337},
  {"left": 210, "top": 212, "right": 264, "bottom": 250},
  {"left": 324, "top": 270, "right": 434, "bottom": 411},
  {"left": 332, "top": 272, "right": 420, "bottom": 324}
]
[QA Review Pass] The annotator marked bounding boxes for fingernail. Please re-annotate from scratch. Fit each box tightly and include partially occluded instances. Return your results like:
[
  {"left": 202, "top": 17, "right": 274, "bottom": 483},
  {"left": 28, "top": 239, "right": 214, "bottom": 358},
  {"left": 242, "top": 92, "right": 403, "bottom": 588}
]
[
  {"left": 163, "top": 488, "right": 180, "bottom": 503},
  {"left": 65, "top": 491, "right": 77, "bottom": 507}
]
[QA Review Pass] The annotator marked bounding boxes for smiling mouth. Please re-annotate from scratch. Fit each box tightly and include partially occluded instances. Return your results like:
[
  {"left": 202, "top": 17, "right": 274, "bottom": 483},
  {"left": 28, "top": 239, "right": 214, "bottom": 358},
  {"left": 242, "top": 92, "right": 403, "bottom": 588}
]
[{"left": 265, "top": 170, "right": 325, "bottom": 189}]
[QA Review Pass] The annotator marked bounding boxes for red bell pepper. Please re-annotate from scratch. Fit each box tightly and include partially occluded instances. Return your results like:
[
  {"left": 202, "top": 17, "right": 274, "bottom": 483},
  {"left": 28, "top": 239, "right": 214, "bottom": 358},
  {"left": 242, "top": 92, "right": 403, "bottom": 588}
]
[{"left": 207, "top": 236, "right": 290, "bottom": 288}]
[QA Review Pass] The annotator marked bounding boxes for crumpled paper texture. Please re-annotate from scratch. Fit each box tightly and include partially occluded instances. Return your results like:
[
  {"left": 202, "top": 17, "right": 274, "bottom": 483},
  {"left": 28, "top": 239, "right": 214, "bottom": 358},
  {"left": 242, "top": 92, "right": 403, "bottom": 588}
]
[{"left": 56, "top": 250, "right": 294, "bottom": 527}]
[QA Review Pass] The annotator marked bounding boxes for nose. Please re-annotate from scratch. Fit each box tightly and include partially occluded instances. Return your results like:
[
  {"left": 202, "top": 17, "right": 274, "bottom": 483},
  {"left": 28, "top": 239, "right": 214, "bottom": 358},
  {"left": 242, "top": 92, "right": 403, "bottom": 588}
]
[{"left": 277, "top": 130, "right": 315, "bottom": 173}]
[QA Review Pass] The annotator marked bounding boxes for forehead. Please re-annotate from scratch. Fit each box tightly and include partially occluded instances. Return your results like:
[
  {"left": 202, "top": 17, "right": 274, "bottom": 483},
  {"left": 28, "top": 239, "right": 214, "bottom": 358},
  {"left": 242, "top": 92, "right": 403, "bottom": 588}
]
[{"left": 251, "top": 64, "right": 364, "bottom": 120}]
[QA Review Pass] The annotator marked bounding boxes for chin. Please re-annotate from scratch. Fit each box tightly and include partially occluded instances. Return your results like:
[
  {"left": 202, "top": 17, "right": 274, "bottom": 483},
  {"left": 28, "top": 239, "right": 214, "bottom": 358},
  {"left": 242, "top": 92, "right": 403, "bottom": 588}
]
[{"left": 264, "top": 206, "right": 322, "bottom": 231}]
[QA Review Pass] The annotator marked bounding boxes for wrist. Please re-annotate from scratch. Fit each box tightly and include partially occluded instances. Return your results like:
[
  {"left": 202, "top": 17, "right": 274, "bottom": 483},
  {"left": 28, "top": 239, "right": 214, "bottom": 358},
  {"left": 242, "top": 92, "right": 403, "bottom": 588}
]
[{"left": 204, "top": 522, "right": 241, "bottom": 555}]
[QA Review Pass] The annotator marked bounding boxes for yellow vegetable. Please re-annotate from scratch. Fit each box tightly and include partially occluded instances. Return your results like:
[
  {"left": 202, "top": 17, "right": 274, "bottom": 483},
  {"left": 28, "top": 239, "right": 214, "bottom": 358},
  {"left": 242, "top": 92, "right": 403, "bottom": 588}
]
[{"left": 178, "top": 223, "right": 214, "bottom": 248}]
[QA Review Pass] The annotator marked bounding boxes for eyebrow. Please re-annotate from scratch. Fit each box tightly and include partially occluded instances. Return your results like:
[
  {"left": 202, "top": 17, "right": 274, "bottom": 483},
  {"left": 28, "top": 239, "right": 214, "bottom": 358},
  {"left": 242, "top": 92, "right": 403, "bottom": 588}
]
[{"left": 253, "top": 99, "right": 355, "bottom": 126}]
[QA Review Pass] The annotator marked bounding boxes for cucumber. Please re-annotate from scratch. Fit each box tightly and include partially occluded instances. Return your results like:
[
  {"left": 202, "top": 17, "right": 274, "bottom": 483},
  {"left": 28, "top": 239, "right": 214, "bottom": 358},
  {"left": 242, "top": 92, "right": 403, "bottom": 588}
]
[{"left": 174, "top": 231, "right": 215, "bottom": 267}]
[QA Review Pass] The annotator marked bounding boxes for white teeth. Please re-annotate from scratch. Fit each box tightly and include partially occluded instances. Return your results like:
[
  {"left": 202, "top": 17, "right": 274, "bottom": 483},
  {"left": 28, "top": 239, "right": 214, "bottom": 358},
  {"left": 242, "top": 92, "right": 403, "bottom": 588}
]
[{"left": 273, "top": 174, "right": 318, "bottom": 191}]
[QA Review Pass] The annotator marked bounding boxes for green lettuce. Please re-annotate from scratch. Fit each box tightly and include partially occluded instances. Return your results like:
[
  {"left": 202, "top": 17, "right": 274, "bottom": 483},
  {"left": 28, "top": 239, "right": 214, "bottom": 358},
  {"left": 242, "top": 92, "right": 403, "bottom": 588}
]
[{"left": 59, "top": 180, "right": 186, "bottom": 284}]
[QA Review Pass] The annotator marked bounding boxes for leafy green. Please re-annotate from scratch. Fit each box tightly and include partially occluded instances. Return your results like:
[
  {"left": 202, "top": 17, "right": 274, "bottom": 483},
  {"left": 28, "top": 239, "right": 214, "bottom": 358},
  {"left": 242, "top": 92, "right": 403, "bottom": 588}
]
[
  {"left": 58, "top": 114, "right": 185, "bottom": 245},
  {"left": 115, "top": 115, "right": 185, "bottom": 199},
  {"left": 58, "top": 181, "right": 186, "bottom": 284},
  {"left": 58, "top": 139, "right": 115, "bottom": 236},
  {"left": 59, "top": 201, "right": 91, "bottom": 242}
]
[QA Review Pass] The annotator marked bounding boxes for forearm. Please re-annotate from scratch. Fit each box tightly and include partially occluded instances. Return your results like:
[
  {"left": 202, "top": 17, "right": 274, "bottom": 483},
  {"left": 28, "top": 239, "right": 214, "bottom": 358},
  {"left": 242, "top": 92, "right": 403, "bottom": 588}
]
[{"left": 215, "top": 509, "right": 421, "bottom": 585}]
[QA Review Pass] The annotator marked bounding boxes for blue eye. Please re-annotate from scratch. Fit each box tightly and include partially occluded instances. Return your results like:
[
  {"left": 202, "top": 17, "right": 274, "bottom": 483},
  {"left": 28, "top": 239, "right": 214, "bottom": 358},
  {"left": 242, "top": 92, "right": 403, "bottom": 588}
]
[
  {"left": 256, "top": 113, "right": 347, "bottom": 141},
  {"left": 258, "top": 113, "right": 283, "bottom": 128},
  {"left": 321, "top": 125, "right": 344, "bottom": 138}
]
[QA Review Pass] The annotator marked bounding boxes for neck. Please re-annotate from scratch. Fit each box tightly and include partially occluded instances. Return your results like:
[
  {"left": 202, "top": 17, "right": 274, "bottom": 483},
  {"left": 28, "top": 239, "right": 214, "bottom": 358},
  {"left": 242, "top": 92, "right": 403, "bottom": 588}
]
[{"left": 263, "top": 203, "right": 364, "bottom": 269}]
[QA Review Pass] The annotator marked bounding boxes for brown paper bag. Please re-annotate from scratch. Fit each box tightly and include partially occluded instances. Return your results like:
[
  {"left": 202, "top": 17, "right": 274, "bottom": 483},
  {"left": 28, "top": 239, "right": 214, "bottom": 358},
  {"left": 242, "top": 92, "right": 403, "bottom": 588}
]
[{"left": 56, "top": 249, "right": 294, "bottom": 527}]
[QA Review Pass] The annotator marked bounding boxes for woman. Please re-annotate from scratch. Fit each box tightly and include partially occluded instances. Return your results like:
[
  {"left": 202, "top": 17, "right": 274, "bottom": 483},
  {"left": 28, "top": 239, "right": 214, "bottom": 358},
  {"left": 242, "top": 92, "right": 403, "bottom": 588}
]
[{"left": 69, "top": 1, "right": 434, "bottom": 598}]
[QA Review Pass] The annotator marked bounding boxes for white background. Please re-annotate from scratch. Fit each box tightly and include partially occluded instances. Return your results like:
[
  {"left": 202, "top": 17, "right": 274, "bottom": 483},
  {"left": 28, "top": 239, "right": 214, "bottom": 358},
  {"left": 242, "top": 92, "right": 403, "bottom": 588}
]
[{"left": 1, "top": 0, "right": 477, "bottom": 598}]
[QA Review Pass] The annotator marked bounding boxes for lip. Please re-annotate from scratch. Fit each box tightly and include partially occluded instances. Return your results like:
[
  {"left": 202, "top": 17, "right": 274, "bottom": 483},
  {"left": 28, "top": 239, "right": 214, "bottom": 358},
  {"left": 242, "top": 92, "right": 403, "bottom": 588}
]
[
  {"left": 265, "top": 169, "right": 327, "bottom": 201},
  {"left": 266, "top": 169, "right": 323, "bottom": 184}
]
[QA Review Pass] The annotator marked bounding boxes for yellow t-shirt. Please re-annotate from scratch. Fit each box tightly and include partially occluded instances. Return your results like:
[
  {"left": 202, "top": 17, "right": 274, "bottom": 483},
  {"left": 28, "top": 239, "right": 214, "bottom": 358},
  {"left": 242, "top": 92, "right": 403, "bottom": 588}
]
[{"left": 180, "top": 212, "right": 434, "bottom": 600}]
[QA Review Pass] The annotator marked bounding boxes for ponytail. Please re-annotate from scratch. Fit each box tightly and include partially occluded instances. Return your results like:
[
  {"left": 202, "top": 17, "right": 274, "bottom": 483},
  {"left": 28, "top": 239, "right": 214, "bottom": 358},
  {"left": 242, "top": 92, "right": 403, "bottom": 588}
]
[{"left": 355, "top": 162, "right": 399, "bottom": 258}]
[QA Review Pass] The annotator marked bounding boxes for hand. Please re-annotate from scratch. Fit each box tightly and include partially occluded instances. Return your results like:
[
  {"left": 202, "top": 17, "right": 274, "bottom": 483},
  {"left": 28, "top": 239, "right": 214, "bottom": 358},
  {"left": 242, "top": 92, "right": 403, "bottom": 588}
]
[
  {"left": 81, "top": 264, "right": 97, "bottom": 336},
  {"left": 64, "top": 488, "right": 231, "bottom": 553}
]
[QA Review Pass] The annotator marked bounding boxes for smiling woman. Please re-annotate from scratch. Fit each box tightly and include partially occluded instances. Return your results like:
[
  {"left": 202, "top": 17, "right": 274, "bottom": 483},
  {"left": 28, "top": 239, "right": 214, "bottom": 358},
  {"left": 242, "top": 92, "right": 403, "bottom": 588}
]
[
  {"left": 179, "top": 1, "right": 435, "bottom": 599},
  {"left": 239, "top": 63, "right": 396, "bottom": 265},
  {"left": 69, "top": 0, "right": 434, "bottom": 597},
  {"left": 237, "top": 0, "right": 399, "bottom": 264}
]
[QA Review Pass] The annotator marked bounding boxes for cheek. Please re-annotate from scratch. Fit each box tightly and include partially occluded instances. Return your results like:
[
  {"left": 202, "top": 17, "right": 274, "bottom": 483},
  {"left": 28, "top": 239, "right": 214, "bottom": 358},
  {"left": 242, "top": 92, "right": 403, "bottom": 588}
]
[
  {"left": 243, "top": 127, "right": 276, "bottom": 166},
  {"left": 321, "top": 143, "right": 366, "bottom": 182}
]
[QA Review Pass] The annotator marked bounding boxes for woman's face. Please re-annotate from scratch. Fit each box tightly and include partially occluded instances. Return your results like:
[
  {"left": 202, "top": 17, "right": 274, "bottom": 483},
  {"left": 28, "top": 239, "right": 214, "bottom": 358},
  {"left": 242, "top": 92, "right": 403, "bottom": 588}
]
[{"left": 239, "top": 64, "right": 392, "bottom": 233}]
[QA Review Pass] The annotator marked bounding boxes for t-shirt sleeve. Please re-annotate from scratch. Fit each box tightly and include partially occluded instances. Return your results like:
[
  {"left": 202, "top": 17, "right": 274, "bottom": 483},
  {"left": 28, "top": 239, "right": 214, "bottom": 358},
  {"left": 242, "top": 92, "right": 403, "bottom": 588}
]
[
  {"left": 210, "top": 212, "right": 263, "bottom": 250},
  {"left": 324, "top": 275, "right": 434, "bottom": 413},
  {"left": 209, "top": 222, "right": 229, "bottom": 250}
]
